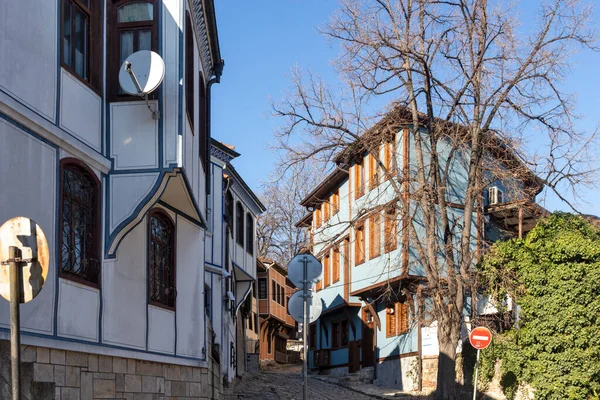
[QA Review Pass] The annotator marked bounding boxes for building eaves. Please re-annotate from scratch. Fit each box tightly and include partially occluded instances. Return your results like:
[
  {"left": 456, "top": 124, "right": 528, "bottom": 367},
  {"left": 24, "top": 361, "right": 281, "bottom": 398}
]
[
  {"left": 210, "top": 138, "right": 240, "bottom": 163},
  {"left": 299, "top": 167, "right": 348, "bottom": 208},
  {"left": 225, "top": 162, "right": 266, "bottom": 213}
]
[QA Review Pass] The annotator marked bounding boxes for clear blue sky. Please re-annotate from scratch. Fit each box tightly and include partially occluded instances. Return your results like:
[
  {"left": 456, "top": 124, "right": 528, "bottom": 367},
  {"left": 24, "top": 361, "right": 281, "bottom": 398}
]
[{"left": 211, "top": 2, "right": 600, "bottom": 215}]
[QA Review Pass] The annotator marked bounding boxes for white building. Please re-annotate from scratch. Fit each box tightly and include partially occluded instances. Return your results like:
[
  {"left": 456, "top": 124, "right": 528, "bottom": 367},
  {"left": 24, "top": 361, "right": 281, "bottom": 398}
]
[
  {"left": 205, "top": 139, "right": 265, "bottom": 384},
  {"left": 0, "top": 0, "right": 227, "bottom": 398}
]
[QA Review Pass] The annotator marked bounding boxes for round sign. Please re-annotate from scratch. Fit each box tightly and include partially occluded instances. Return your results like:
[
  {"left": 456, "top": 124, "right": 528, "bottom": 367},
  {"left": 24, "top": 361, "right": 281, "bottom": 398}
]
[
  {"left": 0, "top": 217, "right": 49, "bottom": 303},
  {"left": 469, "top": 326, "right": 492, "bottom": 350},
  {"left": 287, "top": 253, "right": 322, "bottom": 289},
  {"left": 287, "top": 290, "right": 323, "bottom": 324},
  {"left": 118, "top": 50, "right": 165, "bottom": 96}
]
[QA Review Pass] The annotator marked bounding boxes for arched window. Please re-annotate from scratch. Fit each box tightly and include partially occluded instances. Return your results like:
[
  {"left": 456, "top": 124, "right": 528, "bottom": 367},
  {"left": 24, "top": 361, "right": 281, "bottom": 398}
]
[
  {"left": 224, "top": 190, "right": 233, "bottom": 237},
  {"left": 148, "top": 209, "right": 176, "bottom": 309},
  {"left": 246, "top": 213, "right": 254, "bottom": 255},
  {"left": 59, "top": 159, "right": 101, "bottom": 286},
  {"left": 236, "top": 202, "right": 244, "bottom": 246},
  {"left": 112, "top": 0, "right": 158, "bottom": 98}
]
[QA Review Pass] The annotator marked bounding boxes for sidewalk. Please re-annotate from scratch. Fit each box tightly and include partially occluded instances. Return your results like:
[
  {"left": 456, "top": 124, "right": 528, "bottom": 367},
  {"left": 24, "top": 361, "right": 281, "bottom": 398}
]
[{"left": 311, "top": 375, "right": 507, "bottom": 400}]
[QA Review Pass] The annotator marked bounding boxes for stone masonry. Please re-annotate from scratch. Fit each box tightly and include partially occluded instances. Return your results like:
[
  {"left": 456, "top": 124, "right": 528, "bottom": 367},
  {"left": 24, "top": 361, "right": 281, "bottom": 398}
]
[{"left": 0, "top": 340, "right": 224, "bottom": 400}]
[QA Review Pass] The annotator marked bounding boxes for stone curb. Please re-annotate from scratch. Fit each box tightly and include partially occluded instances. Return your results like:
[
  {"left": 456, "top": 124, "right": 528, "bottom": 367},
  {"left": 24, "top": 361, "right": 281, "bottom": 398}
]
[{"left": 310, "top": 376, "right": 415, "bottom": 400}]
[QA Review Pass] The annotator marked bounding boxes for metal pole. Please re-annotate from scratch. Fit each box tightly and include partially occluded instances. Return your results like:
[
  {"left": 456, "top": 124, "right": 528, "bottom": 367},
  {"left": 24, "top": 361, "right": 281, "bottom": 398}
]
[
  {"left": 9, "top": 246, "right": 22, "bottom": 400},
  {"left": 302, "top": 255, "right": 309, "bottom": 400},
  {"left": 472, "top": 349, "right": 480, "bottom": 400}
]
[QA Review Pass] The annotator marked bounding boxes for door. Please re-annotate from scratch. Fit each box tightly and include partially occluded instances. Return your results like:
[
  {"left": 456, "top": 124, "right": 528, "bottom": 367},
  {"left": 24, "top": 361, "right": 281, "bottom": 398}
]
[
  {"left": 362, "top": 307, "right": 375, "bottom": 368},
  {"left": 348, "top": 340, "right": 360, "bottom": 373}
]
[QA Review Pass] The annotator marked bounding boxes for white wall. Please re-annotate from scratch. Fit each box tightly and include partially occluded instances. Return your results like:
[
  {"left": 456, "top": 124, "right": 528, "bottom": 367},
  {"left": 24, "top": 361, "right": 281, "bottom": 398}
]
[
  {"left": 176, "top": 217, "right": 205, "bottom": 358},
  {"left": 0, "top": 118, "right": 57, "bottom": 335},
  {"left": 0, "top": 0, "right": 57, "bottom": 122},
  {"left": 102, "top": 222, "right": 147, "bottom": 350}
]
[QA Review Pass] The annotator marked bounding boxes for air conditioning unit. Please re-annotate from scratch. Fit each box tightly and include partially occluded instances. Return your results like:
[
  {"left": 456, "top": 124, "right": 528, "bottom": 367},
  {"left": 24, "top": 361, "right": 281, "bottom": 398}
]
[{"left": 488, "top": 186, "right": 503, "bottom": 205}]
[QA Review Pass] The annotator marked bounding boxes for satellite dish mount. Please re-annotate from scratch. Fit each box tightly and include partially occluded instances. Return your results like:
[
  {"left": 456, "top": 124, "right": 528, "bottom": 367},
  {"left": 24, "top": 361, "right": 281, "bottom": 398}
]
[{"left": 119, "top": 50, "right": 165, "bottom": 120}]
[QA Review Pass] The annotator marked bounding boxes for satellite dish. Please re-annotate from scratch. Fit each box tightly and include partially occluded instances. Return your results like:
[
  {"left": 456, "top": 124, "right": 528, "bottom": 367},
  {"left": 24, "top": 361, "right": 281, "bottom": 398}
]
[
  {"left": 287, "top": 290, "right": 323, "bottom": 324},
  {"left": 118, "top": 50, "right": 164, "bottom": 119},
  {"left": 287, "top": 253, "right": 322, "bottom": 289},
  {"left": 0, "top": 217, "right": 49, "bottom": 303}
]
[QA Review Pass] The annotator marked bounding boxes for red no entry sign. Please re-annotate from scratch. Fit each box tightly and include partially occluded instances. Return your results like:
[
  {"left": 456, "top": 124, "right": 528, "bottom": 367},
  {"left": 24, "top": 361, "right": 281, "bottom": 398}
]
[{"left": 469, "top": 326, "right": 492, "bottom": 350}]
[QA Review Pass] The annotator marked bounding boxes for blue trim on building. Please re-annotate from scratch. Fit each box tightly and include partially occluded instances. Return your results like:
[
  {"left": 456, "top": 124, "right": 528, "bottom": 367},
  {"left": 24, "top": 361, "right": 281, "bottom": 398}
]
[{"left": 157, "top": 200, "right": 202, "bottom": 228}]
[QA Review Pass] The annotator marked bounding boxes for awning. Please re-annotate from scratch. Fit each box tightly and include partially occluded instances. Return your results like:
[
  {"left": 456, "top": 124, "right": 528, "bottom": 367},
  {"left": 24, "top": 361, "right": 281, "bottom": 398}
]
[{"left": 233, "top": 262, "right": 255, "bottom": 314}]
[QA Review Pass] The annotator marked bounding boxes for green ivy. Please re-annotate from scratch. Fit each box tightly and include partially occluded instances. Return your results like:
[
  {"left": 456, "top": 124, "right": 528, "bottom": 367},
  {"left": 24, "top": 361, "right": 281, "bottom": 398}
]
[{"left": 479, "top": 213, "right": 600, "bottom": 400}]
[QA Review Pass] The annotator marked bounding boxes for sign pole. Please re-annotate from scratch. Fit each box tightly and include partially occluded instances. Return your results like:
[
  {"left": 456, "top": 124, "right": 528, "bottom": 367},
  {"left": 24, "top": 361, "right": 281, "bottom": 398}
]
[
  {"left": 472, "top": 348, "right": 480, "bottom": 400},
  {"left": 302, "top": 255, "right": 309, "bottom": 400},
  {"left": 9, "top": 246, "right": 22, "bottom": 400}
]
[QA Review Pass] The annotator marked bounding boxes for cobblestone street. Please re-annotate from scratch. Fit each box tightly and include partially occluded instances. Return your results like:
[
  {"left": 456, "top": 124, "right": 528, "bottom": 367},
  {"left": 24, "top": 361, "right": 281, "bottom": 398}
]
[{"left": 233, "top": 365, "right": 376, "bottom": 400}]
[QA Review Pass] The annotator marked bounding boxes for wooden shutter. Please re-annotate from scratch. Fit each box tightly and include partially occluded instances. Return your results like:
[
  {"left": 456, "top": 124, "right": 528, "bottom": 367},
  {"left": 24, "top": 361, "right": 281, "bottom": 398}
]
[
  {"left": 333, "top": 247, "right": 340, "bottom": 283},
  {"left": 355, "top": 222, "right": 365, "bottom": 265},
  {"left": 323, "top": 201, "right": 329, "bottom": 222},
  {"left": 384, "top": 206, "right": 398, "bottom": 252},
  {"left": 398, "top": 302, "right": 409, "bottom": 333},
  {"left": 355, "top": 161, "right": 364, "bottom": 199},
  {"left": 369, "top": 213, "right": 381, "bottom": 259},
  {"left": 386, "top": 305, "right": 397, "bottom": 337},
  {"left": 368, "top": 154, "right": 377, "bottom": 189},
  {"left": 324, "top": 254, "right": 330, "bottom": 288}
]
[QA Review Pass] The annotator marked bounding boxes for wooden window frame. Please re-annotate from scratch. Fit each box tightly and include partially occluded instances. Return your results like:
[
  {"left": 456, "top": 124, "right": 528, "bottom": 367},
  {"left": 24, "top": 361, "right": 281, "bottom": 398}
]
[
  {"left": 258, "top": 278, "right": 267, "bottom": 299},
  {"left": 315, "top": 206, "right": 322, "bottom": 229},
  {"left": 147, "top": 208, "right": 176, "bottom": 310},
  {"left": 236, "top": 201, "right": 244, "bottom": 246},
  {"left": 61, "top": 0, "right": 102, "bottom": 93},
  {"left": 323, "top": 253, "right": 330, "bottom": 288},
  {"left": 384, "top": 205, "right": 398, "bottom": 253},
  {"left": 354, "top": 220, "right": 366, "bottom": 266},
  {"left": 332, "top": 247, "right": 340, "bottom": 283},
  {"left": 368, "top": 153, "right": 378, "bottom": 190},
  {"left": 272, "top": 280, "right": 277, "bottom": 302},
  {"left": 58, "top": 158, "right": 102, "bottom": 288},
  {"left": 331, "top": 190, "right": 339, "bottom": 215},
  {"left": 382, "top": 135, "right": 397, "bottom": 180},
  {"left": 354, "top": 160, "right": 365, "bottom": 199},
  {"left": 110, "top": 0, "right": 159, "bottom": 101},
  {"left": 385, "top": 304, "right": 397, "bottom": 337},
  {"left": 369, "top": 212, "right": 381, "bottom": 260},
  {"left": 386, "top": 302, "right": 409, "bottom": 337}
]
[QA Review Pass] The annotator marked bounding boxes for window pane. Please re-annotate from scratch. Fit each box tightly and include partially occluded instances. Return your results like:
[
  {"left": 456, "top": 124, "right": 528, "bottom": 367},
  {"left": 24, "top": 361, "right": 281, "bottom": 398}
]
[
  {"left": 74, "top": 7, "right": 88, "bottom": 79},
  {"left": 138, "top": 30, "right": 152, "bottom": 51},
  {"left": 120, "top": 31, "right": 134, "bottom": 65},
  {"left": 63, "top": 1, "right": 72, "bottom": 67},
  {"left": 118, "top": 2, "right": 153, "bottom": 23}
]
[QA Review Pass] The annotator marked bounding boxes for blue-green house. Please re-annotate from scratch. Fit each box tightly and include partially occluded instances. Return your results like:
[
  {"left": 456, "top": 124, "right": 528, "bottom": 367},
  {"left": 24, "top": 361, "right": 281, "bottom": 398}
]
[{"left": 297, "top": 108, "right": 545, "bottom": 390}]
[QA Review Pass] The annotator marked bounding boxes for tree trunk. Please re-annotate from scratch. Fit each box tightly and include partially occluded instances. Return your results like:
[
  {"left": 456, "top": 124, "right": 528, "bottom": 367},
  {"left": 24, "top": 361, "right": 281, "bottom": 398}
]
[{"left": 436, "top": 334, "right": 458, "bottom": 400}]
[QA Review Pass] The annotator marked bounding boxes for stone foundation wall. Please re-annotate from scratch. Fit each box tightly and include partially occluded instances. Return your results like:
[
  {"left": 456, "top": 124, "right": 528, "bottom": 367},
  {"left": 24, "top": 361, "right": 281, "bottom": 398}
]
[
  {"left": 422, "top": 356, "right": 438, "bottom": 390},
  {"left": 0, "top": 340, "right": 223, "bottom": 400},
  {"left": 373, "top": 356, "right": 418, "bottom": 391}
]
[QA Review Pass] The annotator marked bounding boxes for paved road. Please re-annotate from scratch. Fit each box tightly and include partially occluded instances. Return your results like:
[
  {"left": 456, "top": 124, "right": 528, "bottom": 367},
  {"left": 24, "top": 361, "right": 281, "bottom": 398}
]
[{"left": 232, "top": 365, "right": 375, "bottom": 400}]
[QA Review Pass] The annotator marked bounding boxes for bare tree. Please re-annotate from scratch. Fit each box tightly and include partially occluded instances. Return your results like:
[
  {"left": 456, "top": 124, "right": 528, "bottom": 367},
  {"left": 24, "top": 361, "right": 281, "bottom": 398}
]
[
  {"left": 257, "top": 162, "right": 324, "bottom": 266},
  {"left": 272, "top": 1, "right": 598, "bottom": 398}
]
